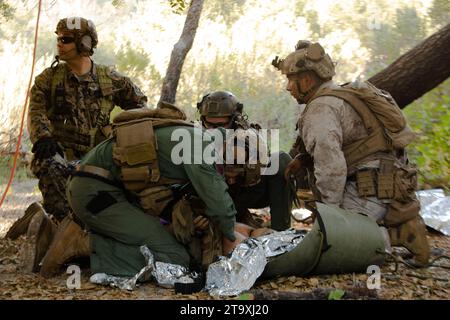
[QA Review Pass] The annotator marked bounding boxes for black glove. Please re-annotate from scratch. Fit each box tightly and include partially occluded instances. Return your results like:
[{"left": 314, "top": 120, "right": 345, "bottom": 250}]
[{"left": 31, "top": 137, "right": 63, "bottom": 160}]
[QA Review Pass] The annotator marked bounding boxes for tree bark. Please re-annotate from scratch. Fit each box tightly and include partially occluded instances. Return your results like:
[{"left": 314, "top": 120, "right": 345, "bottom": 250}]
[
  {"left": 369, "top": 23, "right": 450, "bottom": 109},
  {"left": 159, "top": 0, "right": 204, "bottom": 104}
]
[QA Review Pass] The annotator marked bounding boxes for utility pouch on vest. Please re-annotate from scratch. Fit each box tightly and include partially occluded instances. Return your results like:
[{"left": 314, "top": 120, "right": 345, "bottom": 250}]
[
  {"left": 138, "top": 186, "right": 174, "bottom": 216},
  {"left": 393, "top": 164, "right": 418, "bottom": 203},
  {"left": 172, "top": 198, "right": 196, "bottom": 245},
  {"left": 356, "top": 170, "right": 376, "bottom": 197},
  {"left": 113, "top": 120, "right": 160, "bottom": 191},
  {"left": 201, "top": 223, "right": 222, "bottom": 269},
  {"left": 377, "top": 159, "right": 395, "bottom": 199}
]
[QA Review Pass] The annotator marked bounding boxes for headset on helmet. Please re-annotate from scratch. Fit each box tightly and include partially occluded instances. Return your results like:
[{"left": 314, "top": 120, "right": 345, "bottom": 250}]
[{"left": 55, "top": 17, "right": 98, "bottom": 56}]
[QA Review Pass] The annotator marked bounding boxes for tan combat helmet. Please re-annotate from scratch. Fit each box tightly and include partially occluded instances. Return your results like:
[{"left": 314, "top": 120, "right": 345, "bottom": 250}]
[
  {"left": 272, "top": 40, "right": 335, "bottom": 80},
  {"left": 55, "top": 17, "right": 98, "bottom": 56}
]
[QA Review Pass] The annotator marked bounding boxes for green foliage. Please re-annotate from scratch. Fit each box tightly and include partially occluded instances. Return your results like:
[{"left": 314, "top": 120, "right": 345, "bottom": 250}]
[
  {"left": 204, "top": 0, "right": 246, "bottom": 26},
  {"left": 116, "top": 43, "right": 151, "bottom": 75},
  {"left": 328, "top": 289, "right": 346, "bottom": 300},
  {"left": 428, "top": 0, "right": 450, "bottom": 29},
  {"left": 0, "top": 0, "right": 15, "bottom": 21},
  {"left": 169, "top": 0, "right": 188, "bottom": 15},
  {"left": 0, "top": 155, "right": 31, "bottom": 185},
  {"left": 404, "top": 80, "right": 450, "bottom": 190}
]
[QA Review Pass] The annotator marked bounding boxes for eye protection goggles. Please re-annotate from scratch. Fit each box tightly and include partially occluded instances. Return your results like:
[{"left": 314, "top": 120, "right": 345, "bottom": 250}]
[{"left": 57, "top": 36, "right": 75, "bottom": 44}]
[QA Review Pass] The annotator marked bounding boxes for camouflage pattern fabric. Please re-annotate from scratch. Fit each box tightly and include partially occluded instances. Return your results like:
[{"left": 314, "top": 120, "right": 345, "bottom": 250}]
[
  {"left": 31, "top": 155, "right": 76, "bottom": 221},
  {"left": 28, "top": 61, "right": 147, "bottom": 219},
  {"left": 298, "top": 80, "right": 393, "bottom": 220},
  {"left": 28, "top": 62, "right": 147, "bottom": 146}
]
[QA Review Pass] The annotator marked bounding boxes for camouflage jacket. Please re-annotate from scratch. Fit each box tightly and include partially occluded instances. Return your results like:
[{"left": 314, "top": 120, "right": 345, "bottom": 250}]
[
  {"left": 298, "top": 80, "right": 387, "bottom": 205},
  {"left": 28, "top": 61, "right": 148, "bottom": 157}
]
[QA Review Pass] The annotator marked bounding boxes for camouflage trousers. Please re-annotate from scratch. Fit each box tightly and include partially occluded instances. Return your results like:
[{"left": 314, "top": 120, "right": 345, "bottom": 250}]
[{"left": 30, "top": 154, "right": 76, "bottom": 221}]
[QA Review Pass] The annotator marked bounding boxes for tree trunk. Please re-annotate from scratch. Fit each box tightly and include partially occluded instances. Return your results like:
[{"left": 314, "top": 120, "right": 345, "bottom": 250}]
[
  {"left": 369, "top": 23, "right": 450, "bottom": 109},
  {"left": 159, "top": 0, "right": 204, "bottom": 104}
]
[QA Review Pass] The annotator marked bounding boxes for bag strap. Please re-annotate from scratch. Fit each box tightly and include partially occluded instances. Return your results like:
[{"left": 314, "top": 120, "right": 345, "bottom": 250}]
[
  {"left": 50, "top": 64, "right": 66, "bottom": 118},
  {"left": 307, "top": 87, "right": 393, "bottom": 167}
]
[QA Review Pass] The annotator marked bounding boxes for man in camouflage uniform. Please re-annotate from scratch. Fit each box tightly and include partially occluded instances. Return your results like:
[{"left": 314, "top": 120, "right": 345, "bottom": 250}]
[
  {"left": 197, "top": 91, "right": 294, "bottom": 231},
  {"left": 27, "top": 17, "right": 147, "bottom": 222},
  {"left": 273, "top": 40, "right": 429, "bottom": 266}
]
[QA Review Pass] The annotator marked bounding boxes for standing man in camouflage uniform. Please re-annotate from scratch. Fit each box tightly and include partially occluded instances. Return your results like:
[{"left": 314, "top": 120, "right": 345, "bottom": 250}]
[
  {"left": 197, "top": 91, "right": 294, "bottom": 231},
  {"left": 27, "top": 17, "right": 148, "bottom": 222},
  {"left": 273, "top": 40, "right": 429, "bottom": 266}
]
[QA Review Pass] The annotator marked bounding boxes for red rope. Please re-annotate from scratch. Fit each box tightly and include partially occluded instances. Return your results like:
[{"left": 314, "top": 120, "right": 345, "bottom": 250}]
[{"left": 0, "top": 0, "right": 42, "bottom": 209}]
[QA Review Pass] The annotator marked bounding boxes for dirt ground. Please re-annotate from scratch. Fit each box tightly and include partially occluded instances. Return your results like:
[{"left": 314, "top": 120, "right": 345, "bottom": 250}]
[{"left": 0, "top": 179, "right": 449, "bottom": 300}]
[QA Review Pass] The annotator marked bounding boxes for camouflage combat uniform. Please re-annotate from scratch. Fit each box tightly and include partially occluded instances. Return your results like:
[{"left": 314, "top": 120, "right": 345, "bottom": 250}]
[
  {"left": 28, "top": 62, "right": 148, "bottom": 220},
  {"left": 298, "top": 80, "right": 392, "bottom": 220}
]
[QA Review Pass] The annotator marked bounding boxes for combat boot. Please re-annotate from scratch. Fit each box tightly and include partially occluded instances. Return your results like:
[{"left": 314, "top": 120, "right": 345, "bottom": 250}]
[
  {"left": 39, "top": 216, "right": 90, "bottom": 278},
  {"left": 19, "top": 204, "right": 57, "bottom": 273},
  {"left": 388, "top": 215, "right": 430, "bottom": 267},
  {"left": 6, "top": 202, "right": 45, "bottom": 240}
]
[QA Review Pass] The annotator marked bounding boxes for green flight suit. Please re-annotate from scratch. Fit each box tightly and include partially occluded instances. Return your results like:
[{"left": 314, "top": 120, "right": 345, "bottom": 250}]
[
  {"left": 229, "top": 151, "right": 294, "bottom": 230},
  {"left": 67, "top": 126, "right": 237, "bottom": 277}
]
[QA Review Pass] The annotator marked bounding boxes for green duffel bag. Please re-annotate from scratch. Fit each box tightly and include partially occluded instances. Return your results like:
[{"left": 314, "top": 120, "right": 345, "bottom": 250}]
[{"left": 261, "top": 202, "right": 386, "bottom": 279}]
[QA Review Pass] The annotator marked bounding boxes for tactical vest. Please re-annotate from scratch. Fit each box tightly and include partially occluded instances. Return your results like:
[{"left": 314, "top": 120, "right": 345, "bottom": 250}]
[
  {"left": 49, "top": 63, "right": 115, "bottom": 156},
  {"left": 111, "top": 104, "right": 223, "bottom": 268},
  {"left": 304, "top": 81, "right": 415, "bottom": 167},
  {"left": 297, "top": 82, "right": 421, "bottom": 220},
  {"left": 110, "top": 104, "right": 193, "bottom": 212}
]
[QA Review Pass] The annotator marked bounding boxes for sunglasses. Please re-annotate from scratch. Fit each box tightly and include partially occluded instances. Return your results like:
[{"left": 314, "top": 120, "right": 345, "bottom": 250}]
[{"left": 57, "top": 36, "right": 75, "bottom": 44}]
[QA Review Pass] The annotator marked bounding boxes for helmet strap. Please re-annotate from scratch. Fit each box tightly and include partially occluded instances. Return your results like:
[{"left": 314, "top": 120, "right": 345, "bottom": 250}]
[{"left": 294, "top": 76, "right": 322, "bottom": 103}]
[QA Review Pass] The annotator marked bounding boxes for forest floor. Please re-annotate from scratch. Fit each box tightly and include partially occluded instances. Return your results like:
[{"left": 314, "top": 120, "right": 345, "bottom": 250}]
[{"left": 0, "top": 179, "right": 449, "bottom": 300}]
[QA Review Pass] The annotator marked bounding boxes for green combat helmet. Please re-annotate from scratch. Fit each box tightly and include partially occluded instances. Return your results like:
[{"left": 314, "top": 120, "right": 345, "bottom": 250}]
[
  {"left": 55, "top": 17, "right": 98, "bottom": 56},
  {"left": 272, "top": 40, "right": 335, "bottom": 80},
  {"left": 197, "top": 91, "right": 246, "bottom": 128},
  {"left": 197, "top": 91, "right": 243, "bottom": 118}
]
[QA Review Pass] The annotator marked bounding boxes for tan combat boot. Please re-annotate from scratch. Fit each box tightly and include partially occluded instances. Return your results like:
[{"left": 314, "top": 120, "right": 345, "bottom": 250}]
[
  {"left": 19, "top": 204, "right": 57, "bottom": 273},
  {"left": 389, "top": 215, "right": 430, "bottom": 267},
  {"left": 6, "top": 202, "right": 45, "bottom": 240},
  {"left": 39, "top": 216, "right": 90, "bottom": 278}
]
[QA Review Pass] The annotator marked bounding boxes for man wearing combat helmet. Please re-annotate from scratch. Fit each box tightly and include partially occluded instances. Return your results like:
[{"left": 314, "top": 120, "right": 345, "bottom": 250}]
[
  {"left": 273, "top": 40, "right": 429, "bottom": 266},
  {"left": 7, "top": 17, "right": 148, "bottom": 273},
  {"left": 197, "top": 91, "right": 295, "bottom": 231}
]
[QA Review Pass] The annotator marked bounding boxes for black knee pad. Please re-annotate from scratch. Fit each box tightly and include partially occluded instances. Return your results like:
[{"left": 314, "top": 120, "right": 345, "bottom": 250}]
[{"left": 86, "top": 191, "right": 117, "bottom": 214}]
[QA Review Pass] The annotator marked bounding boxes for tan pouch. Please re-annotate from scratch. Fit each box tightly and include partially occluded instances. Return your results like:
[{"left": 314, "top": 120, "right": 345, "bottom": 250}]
[
  {"left": 377, "top": 159, "right": 394, "bottom": 199},
  {"left": 201, "top": 223, "right": 222, "bottom": 269},
  {"left": 384, "top": 199, "right": 420, "bottom": 227},
  {"left": 393, "top": 164, "right": 418, "bottom": 202},
  {"left": 139, "top": 186, "right": 173, "bottom": 216},
  {"left": 356, "top": 170, "right": 376, "bottom": 197},
  {"left": 171, "top": 198, "right": 195, "bottom": 244}
]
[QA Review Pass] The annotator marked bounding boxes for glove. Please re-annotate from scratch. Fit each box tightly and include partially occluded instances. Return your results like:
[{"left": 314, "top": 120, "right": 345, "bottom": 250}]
[{"left": 31, "top": 137, "right": 63, "bottom": 160}]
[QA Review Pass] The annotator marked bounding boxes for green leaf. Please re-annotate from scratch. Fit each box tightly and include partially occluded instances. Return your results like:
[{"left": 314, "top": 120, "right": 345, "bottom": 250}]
[{"left": 328, "top": 289, "right": 345, "bottom": 300}]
